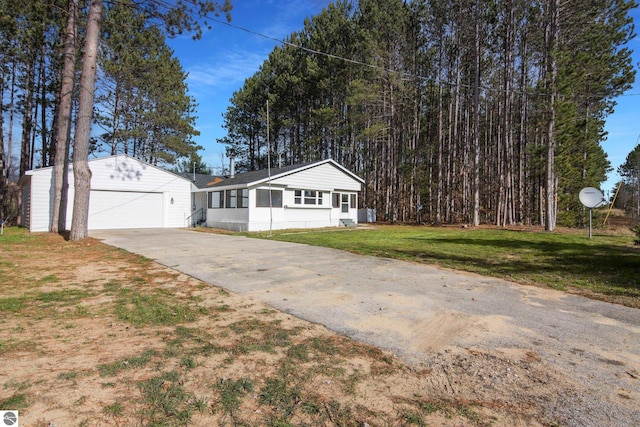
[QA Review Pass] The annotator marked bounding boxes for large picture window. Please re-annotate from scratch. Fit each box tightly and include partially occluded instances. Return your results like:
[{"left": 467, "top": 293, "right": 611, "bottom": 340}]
[
  {"left": 294, "top": 190, "right": 323, "bottom": 205},
  {"left": 208, "top": 191, "right": 223, "bottom": 208},
  {"left": 256, "top": 189, "right": 283, "bottom": 207}
]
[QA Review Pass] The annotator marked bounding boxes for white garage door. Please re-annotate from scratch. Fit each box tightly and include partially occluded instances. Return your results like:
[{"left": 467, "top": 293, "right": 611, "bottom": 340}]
[{"left": 88, "top": 190, "right": 163, "bottom": 230}]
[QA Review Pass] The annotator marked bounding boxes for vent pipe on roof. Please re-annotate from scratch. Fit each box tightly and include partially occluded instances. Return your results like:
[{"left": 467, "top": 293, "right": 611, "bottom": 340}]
[{"left": 230, "top": 157, "right": 235, "bottom": 178}]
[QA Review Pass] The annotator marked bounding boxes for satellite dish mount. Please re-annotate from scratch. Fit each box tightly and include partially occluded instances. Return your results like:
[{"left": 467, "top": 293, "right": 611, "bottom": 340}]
[{"left": 579, "top": 187, "right": 606, "bottom": 239}]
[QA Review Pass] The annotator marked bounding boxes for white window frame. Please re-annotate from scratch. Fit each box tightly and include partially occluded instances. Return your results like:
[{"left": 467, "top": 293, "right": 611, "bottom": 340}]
[{"left": 294, "top": 189, "right": 323, "bottom": 205}]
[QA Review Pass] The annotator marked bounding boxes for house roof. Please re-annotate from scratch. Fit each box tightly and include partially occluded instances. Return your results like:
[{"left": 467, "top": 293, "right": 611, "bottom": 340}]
[
  {"left": 20, "top": 154, "right": 193, "bottom": 186},
  {"left": 179, "top": 172, "right": 227, "bottom": 189},
  {"left": 196, "top": 159, "right": 364, "bottom": 190}
]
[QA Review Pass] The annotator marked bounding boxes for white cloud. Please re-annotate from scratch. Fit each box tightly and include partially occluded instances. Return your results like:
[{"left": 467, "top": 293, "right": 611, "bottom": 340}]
[{"left": 185, "top": 48, "right": 268, "bottom": 92}]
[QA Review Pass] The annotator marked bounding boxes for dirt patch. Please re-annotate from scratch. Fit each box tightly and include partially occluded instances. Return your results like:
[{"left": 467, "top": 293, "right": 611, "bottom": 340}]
[{"left": 0, "top": 231, "right": 634, "bottom": 426}]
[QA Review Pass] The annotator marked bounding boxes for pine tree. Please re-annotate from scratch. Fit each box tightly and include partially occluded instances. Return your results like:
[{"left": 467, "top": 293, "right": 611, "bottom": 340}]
[
  {"left": 65, "top": 0, "right": 232, "bottom": 240},
  {"left": 619, "top": 143, "right": 640, "bottom": 219}
]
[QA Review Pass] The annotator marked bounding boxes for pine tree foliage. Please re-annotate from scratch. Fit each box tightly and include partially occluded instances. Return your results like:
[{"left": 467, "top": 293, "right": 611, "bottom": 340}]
[
  {"left": 617, "top": 143, "right": 640, "bottom": 218},
  {"left": 219, "top": 0, "right": 636, "bottom": 227},
  {"left": 173, "top": 151, "right": 212, "bottom": 175},
  {"left": 97, "top": 0, "right": 200, "bottom": 165},
  {"left": 0, "top": 0, "right": 231, "bottom": 231}
]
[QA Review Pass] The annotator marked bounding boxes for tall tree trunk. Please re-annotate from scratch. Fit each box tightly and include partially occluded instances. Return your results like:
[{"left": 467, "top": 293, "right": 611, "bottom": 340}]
[
  {"left": 70, "top": 0, "right": 102, "bottom": 241},
  {"left": 436, "top": 79, "right": 443, "bottom": 224},
  {"left": 7, "top": 61, "right": 16, "bottom": 177},
  {"left": 0, "top": 81, "right": 6, "bottom": 222},
  {"left": 40, "top": 43, "right": 49, "bottom": 167},
  {"left": 472, "top": 0, "right": 481, "bottom": 226},
  {"left": 20, "top": 58, "right": 35, "bottom": 177},
  {"left": 544, "top": 0, "right": 558, "bottom": 231},
  {"left": 51, "top": 0, "right": 77, "bottom": 234}
]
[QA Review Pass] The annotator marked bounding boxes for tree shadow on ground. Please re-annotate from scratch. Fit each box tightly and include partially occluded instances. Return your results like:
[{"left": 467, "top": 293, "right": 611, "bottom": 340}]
[{"left": 400, "top": 236, "right": 639, "bottom": 295}]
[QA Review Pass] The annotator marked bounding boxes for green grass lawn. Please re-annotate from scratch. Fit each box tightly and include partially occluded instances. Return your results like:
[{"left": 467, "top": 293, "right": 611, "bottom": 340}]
[{"left": 247, "top": 225, "right": 640, "bottom": 307}]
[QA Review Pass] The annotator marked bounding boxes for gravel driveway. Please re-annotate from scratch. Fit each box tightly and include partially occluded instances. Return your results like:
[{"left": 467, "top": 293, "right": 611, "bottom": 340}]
[{"left": 91, "top": 228, "right": 640, "bottom": 426}]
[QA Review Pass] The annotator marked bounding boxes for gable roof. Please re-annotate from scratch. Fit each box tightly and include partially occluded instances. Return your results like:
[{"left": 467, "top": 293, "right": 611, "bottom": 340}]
[
  {"left": 22, "top": 154, "right": 192, "bottom": 183},
  {"left": 198, "top": 159, "right": 364, "bottom": 190},
  {"left": 179, "top": 172, "right": 226, "bottom": 189}
]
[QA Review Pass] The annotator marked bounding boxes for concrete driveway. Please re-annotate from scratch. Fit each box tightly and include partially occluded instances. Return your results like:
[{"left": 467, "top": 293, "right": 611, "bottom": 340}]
[{"left": 91, "top": 228, "right": 640, "bottom": 425}]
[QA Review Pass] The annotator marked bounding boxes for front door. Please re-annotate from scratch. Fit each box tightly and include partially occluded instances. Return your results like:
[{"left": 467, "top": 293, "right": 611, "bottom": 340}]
[{"left": 340, "top": 193, "right": 350, "bottom": 218}]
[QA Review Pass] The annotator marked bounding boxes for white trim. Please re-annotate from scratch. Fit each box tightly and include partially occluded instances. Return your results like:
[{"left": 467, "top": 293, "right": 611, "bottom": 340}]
[{"left": 252, "top": 159, "right": 365, "bottom": 186}]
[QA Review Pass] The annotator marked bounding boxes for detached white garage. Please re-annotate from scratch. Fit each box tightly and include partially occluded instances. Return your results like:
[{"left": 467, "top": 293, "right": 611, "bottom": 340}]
[{"left": 20, "top": 155, "right": 192, "bottom": 232}]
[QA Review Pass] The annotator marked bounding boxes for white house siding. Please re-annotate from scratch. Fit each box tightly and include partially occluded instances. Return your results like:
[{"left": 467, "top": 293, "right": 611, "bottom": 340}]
[
  {"left": 20, "top": 180, "right": 31, "bottom": 229},
  {"left": 23, "top": 155, "right": 192, "bottom": 232},
  {"left": 205, "top": 207, "right": 249, "bottom": 231},
  {"left": 246, "top": 186, "right": 357, "bottom": 232},
  {"left": 270, "top": 162, "right": 361, "bottom": 192},
  {"left": 202, "top": 160, "right": 363, "bottom": 232},
  {"left": 191, "top": 189, "right": 207, "bottom": 221},
  {"left": 247, "top": 187, "right": 287, "bottom": 231},
  {"left": 24, "top": 169, "right": 56, "bottom": 232},
  {"left": 87, "top": 156, "right": 190, "bottom": 228}
]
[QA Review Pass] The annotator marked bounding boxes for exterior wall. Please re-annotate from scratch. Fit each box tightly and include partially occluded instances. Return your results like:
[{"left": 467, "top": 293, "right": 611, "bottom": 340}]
[
  {"left": 202, "top": 160, "right": 363, "bottom": 232},
  {"left": 88, "top": 156, "right": 191, "bottom": 228},
  {"left": 329, "top": 191, "right": 359, "bottom": 223},
  {"left": 189, "top": 190, "right": 208, "bottom": 226},
  {"left": 23, "top": 155, "right": 191, "bottom": 232},
  {"left": 20, "top": 179, "right": 32, "bottom": 230},
  {"left": 270, "top": 162, "right": 361, "bottom": 192},
  {"left": 247, "top": 186, "right": 336, "bottom": 231},
  {"left": 205, "top": 207, "right": 249, "bottom": 231},
  {"left": 25, "top": 169, "right": 56, "bottom": 232},
  {"left": 246, "top": 186, "right": 287, "bottom": 231}
]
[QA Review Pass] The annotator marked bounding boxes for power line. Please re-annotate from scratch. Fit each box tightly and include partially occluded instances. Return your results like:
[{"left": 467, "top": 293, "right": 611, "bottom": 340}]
[
  {"left": 196, "top": 10, "right": 640, "bottom": 100},
  {"left": 100, "top": 0, "right": 640, "bottom": 100}
]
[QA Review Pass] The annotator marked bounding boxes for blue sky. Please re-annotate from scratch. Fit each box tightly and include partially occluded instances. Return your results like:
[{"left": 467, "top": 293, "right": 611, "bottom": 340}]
[
  {"left": 166, "top": 0, "right": 334, "bottom": 174},
  {"left": 602, "top": 4, "right": 640, "bottom": 196},
  {"left": 168, "top": 1, "right": 640, "bottom": 195}
]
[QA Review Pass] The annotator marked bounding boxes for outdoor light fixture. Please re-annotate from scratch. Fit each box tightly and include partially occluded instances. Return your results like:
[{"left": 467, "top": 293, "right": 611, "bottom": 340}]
[{"left": 171, "top": 197, "right": 174, "bottom": 205}]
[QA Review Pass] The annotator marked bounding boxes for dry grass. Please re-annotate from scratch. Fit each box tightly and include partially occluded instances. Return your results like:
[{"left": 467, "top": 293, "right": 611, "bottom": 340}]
[{"left": 0, "top": 228, "right": 569, "bottom": 426}]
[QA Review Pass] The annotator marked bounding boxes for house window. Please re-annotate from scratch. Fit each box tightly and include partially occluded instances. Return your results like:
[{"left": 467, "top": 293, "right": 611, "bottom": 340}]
[
  {"left": 294, "top": 190, "right": 323, "bottom": 205},
  {"left": 304, "top": 190, "right": 316, "bottom": 205},
  {"left": 208, "top": 191, "right": 223, "bottom": 208},
  {"left": 238, "top": 189, "right": 248, "bottom": 208},
  {"left": 222, "top": 189, "right": 248, "bottom": 208},
  {"left": 341, "top": 194, "right": 349, "bottom": 213},
  {"left": 257, "top": 189, "right": 283, "bottom": 207},
  {"left": 225, "top": 189, "right": 236, "bottom": 208},
  {"left": 332, "top": 193, "right": 340, "bottom": 208},
  {"left": 350, "top": 194, "right": 357, "bottom": 209}
]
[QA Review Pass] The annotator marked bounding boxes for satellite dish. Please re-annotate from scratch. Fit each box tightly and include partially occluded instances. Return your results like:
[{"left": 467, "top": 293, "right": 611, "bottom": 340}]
[{"left": 579, "top": 187, "right": 605, "bottom": 208}]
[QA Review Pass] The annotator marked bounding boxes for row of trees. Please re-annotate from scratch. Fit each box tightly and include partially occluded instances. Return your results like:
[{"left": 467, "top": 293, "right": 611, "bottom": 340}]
[
  {"left": 219, "top": 0, "right": 636, "bottom": 228},
  {"left": 0, "top": 0, "right": 231, "bottom": 238}
]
